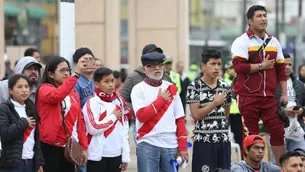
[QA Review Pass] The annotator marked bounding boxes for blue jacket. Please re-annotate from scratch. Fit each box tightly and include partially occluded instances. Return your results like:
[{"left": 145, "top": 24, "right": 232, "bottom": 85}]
[
  {"left": 74, "top": 75, "right": 95, "bottom": 108},
  {"left": 231, "top": 161, "right": 280, "bottom": 172}
]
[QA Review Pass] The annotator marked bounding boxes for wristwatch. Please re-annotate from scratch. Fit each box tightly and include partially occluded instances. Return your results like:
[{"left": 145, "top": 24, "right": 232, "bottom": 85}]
[
  {"left": 258, "top": 63, "right": 263, "bottom": 71},
  {"left": 74, "top": 72, "right": 80, "bottom": 79}
]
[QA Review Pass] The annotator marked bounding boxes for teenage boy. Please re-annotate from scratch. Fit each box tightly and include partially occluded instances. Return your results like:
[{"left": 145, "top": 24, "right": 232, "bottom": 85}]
[{"left": 187, "top": 48, "right": 232, "bottom": 171}]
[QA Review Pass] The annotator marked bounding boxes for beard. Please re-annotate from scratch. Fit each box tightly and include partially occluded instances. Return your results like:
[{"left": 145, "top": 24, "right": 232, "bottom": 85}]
[
  {"left": 28, "top": 73, "right": 39, "bottom": 86},
  {"left": 30, "top": 79, "right": 38, "bottom": 86},
  {"left": 146, "top": 72, "right": 163, "bottom": 81}
]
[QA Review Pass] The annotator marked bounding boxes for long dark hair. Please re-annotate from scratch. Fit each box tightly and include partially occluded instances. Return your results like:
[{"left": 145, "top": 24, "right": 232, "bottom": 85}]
[
  {"left": 40, "top": 56, "right": 71, "bottom": 87},
  {"left": 8, "top": 74, "right": 40, "bottom": 121}
]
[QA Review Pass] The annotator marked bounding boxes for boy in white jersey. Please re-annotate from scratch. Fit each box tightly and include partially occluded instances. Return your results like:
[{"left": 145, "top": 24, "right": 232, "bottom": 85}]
[
  {"left": 82, "top": 67, "right": 131, "bottom": 172},
  {"left": 131, "top": 53, "right": 188, "bottom": 172}
]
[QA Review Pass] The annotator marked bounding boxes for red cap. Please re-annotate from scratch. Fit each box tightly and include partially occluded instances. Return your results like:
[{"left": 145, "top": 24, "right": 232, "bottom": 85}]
[{"left": 243, "top": 135, "right": 265, "bottom": 150}]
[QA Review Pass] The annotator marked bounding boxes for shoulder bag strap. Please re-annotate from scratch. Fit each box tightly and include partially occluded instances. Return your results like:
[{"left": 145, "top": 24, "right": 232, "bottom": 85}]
[
  {"left": 248, "top": 37, "right": 272, "bottom": 63},
  {"left": 60, "top": 101, "right": 69, "bottom": 140}
]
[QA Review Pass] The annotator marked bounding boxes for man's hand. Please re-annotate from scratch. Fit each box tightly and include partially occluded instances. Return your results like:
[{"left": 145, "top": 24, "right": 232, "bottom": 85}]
[
  {"left": 297, "top": 108, "right": 304, "bottom": 116},
  {"left": 213, "top": 91, "right": 227, "bottom": 106},
  {"left": 285, "top": 107, "right": 304, "bottom": 117},
  {"left": 121, "top": 162, "right": 128, "bottom": 171},
  {"left": 177, "top": 151, "right": 189, "bottom": 163},
  {"left": 38, "top": 166, "right": 44, "bottom": 172},
  {"left": 262, "top": 55, "right": 275, "bottom": 70},
  {"left": 280, "top": 95, "right": 288, "bottom": 104},
  {"left": 286, "top": 107, "right": 297, "bottom": 117},
  {"left": 82, "top": 150, "right": 88, "bottom": 164},
  {"left": 158, "top": 88, "right": 171, "bottom": 101}
]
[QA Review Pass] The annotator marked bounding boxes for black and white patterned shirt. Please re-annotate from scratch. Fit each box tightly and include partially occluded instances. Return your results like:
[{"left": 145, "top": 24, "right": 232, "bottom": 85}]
[{"left": 186, "top": 78, "right": 232, "bottom": 143}]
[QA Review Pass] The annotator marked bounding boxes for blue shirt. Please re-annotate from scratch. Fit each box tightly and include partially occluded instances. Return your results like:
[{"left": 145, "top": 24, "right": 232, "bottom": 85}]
[{"left": 74, "top": 75, "right": 95, "bottom": 108}]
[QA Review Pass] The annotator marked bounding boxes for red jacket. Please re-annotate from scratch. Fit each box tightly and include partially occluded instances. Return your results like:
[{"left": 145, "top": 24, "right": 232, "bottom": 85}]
[
  {"left": 36, "top": 76, "right": 88, "bottom": 150},
  {"left": 231, "top": 29, "right": 286, "bottom": 97}
]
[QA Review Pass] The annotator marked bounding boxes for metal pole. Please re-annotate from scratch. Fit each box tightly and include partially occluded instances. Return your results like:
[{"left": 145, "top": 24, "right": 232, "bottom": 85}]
[
  {"left": 204, "top": 0, "right": 212, "bottom": 49},
  {"left": 0, "top": 0, "right": 4, "bottom": 79},
  {"left": 59, "top": 0, "right": 75, "bottom": 68},
  {"left": 281, "top": 0, "right": 285, "bottom": 33},
  {"left": 275, "top": 0, "right": 279, "bottom": 38},
  {"left": 299, "top": 0, "right": 302, "bottom": 17},
  {"left": 295, "top": 0, "right": 303, "bottom": 74},
  {"left": 241, "top": 0, "right": 247, "bottom": 33}
]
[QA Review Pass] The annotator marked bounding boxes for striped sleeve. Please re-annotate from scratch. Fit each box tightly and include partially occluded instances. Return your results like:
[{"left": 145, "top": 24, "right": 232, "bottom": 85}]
[
  {"left": 121, "top": 115, "right": 130, "bottom": 162},
  {"left": 82, "top": 98, "right": 117, "bottom": 135},
  {"left": 273, "top": 38, "right": 286, "bottom": 81},
  {"left": 231, "top": 36, "right": 251, "bottom": 74},
  {"left": 77, "top": 111, "right": 88, "bottom": 150},
  {"left": 231, "top": 36, "right": 249, "bottom": 60},
  {"left": 274, "top": 38, "right": 285, "bottom": 63}
]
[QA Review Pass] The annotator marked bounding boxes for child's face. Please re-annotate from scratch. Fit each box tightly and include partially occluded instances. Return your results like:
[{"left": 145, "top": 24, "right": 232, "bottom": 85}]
[{"left": 95, "top": 74, "right": 115, "bottom": 95}]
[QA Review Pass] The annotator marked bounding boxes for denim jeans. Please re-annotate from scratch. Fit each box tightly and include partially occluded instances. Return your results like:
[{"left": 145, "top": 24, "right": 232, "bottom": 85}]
[
  {"left": 136, "top": 141, "right": 177, "bottom": 172},
  {"left": 0, "top": 159, "right": 34, "bottom": 172},
  {"left": 77, "top": 164, "right": 87, "bottom": 172},
  {"left": 268, "top": 135, "right": 305, "bottom": 164},
  {"left": 286, "top": 138, "right": 305, "bottom": 151},
  {"left": 132, "top": 123, "right": 137, "bottom": 144}
]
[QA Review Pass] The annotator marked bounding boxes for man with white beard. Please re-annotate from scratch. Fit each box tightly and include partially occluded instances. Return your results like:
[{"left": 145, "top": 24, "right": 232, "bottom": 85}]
[{"left": 131, "top": 53, "right": 188, "bottom": 172}]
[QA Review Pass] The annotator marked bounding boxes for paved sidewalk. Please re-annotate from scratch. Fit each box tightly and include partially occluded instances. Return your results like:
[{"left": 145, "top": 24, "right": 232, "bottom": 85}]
[{"left": 126, "top": 115, "right": 240, "bottom": 172}]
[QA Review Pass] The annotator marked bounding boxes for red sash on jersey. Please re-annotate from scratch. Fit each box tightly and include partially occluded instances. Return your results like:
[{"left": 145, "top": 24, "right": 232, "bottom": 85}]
[
  {"left": 24, "top": 126, "right": 35, "bottom": 143},
  {"left": 137, "top": 85, "right": 177, "bottom": 140},
  {"left": 103, "top": 105, "right": 123, "bottom": 138}
]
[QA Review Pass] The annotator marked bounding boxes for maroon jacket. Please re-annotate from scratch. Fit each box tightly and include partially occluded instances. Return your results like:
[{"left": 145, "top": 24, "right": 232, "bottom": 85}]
[{"left": 231, "top": 29, "right": 286, "bottom": 97}]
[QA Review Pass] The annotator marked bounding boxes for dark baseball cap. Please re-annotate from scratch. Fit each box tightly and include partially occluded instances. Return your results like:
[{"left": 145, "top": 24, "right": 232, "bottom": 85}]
[
  {"left": 24, "top": 62, "right": 42, "bottom": 69},
  {"left": 142, "top": 44, "right": 163, "bottom": 55},
  {"left": 294, "top": 148, "right": 305, "bottom": 157}
]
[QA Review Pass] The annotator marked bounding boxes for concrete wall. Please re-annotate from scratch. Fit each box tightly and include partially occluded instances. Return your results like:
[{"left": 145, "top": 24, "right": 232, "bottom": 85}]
[
  {"left": 128, "top": 0, "right": 189, "bottom": 71},
  {"left": 6, "top": 46, "right": 32, "bottom": 67},
  {"left": 0, "top": 0, "right": 190, "bottom": 75},
  {"left": 0, "top": 0, "right": 4, "bottom": 78},
  {"left": 75, "top": 0, "right": 120, "bottom": 70}
]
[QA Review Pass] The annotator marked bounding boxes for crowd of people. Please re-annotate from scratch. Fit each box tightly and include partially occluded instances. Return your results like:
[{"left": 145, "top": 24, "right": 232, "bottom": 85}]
[{"left": 2, "top": 4, "right": 305, "bottom": 172}]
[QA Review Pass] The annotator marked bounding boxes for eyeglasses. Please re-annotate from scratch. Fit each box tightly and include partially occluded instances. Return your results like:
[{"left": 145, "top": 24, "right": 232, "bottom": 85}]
[
  {"left": 57, "top": 68, "right": 71, "bottom": 73},
  {"left": 146, "top": 63, "right": 164, "bottom": 68}
]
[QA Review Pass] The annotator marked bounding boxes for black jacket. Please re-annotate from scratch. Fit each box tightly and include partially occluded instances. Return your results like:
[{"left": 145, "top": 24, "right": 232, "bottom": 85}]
[
  {"left": 0, "top": 100, "right": 44, "bottom": 170},
  {"left": 276, "top": 74, "right": 305, "bottom": 128}
]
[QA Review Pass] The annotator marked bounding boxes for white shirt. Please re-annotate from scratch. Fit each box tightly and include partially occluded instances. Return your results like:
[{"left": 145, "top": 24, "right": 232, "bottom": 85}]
[
  {"left": 11, "top": 99, "right": 35, "bottom": 159},
  {"left": 131, "top": 80, "right": 185, "bottom": 148},
  {"left": 287, "top": 78, "right": 297, "bottom": 107}
]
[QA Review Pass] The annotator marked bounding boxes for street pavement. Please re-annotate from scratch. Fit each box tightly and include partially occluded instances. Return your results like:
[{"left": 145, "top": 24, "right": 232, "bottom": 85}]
[{"left": 126, "top": 113, "right": 240, "bottom": 172}]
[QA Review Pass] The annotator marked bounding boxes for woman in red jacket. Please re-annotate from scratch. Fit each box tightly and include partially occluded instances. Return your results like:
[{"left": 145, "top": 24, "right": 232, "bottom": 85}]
[{"left": 36, "top": 56, "right": 88, "bottom": 172}]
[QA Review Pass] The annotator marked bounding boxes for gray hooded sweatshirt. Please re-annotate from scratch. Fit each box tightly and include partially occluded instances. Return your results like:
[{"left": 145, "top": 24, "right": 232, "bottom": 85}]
[
  {"left": 0, "top": 57, "right": 40, "bottom": 103},
  {"left": 231, "top": 161, "right": 280, "bottom": 172}
]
